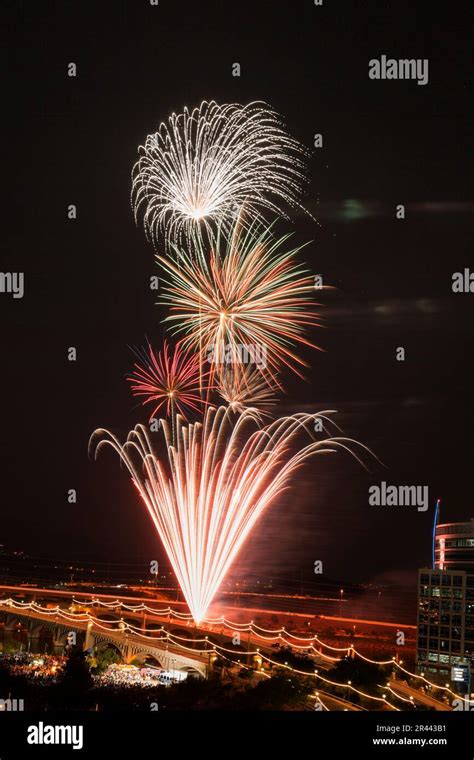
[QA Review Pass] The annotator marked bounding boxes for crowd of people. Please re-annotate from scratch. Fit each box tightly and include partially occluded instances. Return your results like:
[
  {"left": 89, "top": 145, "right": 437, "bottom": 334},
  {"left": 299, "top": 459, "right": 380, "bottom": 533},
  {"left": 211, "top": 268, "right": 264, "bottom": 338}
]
[
  {"left": 0, "top": 649, "right": 187, "bottom": 691},
  {"left": 94, "top": 664, "right": 179, "bottom": 688},
  {"left": 0, "top": 652, "right": 65, "bottom": 683}
]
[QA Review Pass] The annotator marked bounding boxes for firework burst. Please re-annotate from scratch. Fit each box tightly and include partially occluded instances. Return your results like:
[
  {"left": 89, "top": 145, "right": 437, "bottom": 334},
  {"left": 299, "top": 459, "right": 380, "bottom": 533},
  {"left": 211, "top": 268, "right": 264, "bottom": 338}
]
[
  {"left": 127, "top": 340, "right": 205, "bottom": 421},
  {"left": 90, "top": 407, "right": 373, "bottom": 624},
  {"left": 132, "top": 100, "right": 310, "bottom": 249},
  {"left": 157, "top": 216, "right": 322, "bottom": 384},
  {"left": 217, "top": 364, "right": 277, "bottom": 415}
]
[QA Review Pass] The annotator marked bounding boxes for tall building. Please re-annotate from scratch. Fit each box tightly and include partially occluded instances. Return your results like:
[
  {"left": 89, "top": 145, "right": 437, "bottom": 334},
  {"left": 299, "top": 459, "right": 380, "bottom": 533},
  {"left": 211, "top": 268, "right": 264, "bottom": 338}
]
[
  {"left": 434, "top": 518, "right": 474, "bottom": 572},
  {"left": 416, "top": 518, "right": 474, "bottom": 692}
]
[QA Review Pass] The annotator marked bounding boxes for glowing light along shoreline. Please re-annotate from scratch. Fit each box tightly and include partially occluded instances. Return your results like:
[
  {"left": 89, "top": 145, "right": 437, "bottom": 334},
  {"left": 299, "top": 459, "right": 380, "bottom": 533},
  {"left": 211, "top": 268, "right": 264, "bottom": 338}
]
[
  {"left": 90, "top": 407, "right": 371, "bottom": 624},
  {"left": 132, "top": 100, "right": 309, "bottom": 249}
]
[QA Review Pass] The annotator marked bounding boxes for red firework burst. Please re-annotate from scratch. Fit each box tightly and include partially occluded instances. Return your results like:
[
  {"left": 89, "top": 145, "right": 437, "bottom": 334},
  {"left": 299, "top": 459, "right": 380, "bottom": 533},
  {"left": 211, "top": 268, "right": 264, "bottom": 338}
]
[{"left": 128, "top": 340, "right": 206, "bottom": 420}]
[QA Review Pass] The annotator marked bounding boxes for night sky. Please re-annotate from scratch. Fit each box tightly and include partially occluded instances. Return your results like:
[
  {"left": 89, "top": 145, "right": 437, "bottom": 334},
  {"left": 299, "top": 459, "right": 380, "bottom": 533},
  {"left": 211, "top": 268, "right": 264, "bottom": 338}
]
[{"left": 2, "top": 0, "right": 473, "bottom": 590}]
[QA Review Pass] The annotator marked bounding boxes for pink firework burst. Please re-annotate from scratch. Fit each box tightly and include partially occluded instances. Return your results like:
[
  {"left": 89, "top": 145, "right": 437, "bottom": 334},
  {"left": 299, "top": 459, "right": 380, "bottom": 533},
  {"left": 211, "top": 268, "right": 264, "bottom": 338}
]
[{"left": 128, "top": 340, "right": 206, "bottom": 420}]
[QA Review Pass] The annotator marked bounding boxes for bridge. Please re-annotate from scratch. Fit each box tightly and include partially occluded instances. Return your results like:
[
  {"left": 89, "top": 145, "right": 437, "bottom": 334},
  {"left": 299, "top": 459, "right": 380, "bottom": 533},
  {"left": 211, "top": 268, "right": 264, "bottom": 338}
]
[
  {"left": 0, "top": 583, "right": 294, "bottom": 675},
  {"left": 0, "top": 593, "right": 209, "bottom": 677}
]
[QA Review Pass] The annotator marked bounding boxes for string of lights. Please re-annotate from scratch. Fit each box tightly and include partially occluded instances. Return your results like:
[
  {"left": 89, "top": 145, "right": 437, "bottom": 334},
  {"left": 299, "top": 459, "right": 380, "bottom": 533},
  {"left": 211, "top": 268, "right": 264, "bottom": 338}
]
[
  {"left": 1, "top": 597, "right": 469, "bottom": 705},
  {"left": 380, "top": 684, "right": 414, "bottom": 705},
  {"left": 0, "top": 600, "right": 452, "bottom": 710},
  {"left": 255, "top": 653, "right": 400, "bottom": 710}
]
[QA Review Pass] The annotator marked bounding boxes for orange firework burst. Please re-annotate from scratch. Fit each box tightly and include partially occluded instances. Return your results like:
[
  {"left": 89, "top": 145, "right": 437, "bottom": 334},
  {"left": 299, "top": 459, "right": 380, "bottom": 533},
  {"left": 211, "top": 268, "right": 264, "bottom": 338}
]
[
  {"left": 127, "top": 340, "right": 206, "bottom": 421},
  {"left": 157, "top": 216, "right": 322, "bottom": 386}
]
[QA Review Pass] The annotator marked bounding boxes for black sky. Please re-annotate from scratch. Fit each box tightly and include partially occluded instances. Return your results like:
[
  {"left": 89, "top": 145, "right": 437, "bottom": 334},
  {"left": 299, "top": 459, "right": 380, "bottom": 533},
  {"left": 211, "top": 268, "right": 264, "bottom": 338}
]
[{"left": 2, "top": 0, "right": 473, "bottom": 587}]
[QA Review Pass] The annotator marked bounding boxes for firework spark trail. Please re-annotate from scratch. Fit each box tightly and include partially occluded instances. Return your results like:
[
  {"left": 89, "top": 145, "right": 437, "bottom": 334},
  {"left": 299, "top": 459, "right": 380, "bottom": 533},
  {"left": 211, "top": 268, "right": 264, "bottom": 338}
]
[
  {"left": 127, "top": 340, "right": 207, "bottom": 422},
  {"left": 90, "top": 408, "right": 374, "bottom": 624},
  {"left": 157, "top": 217, "right": 323, "bottom": 385},
  {"left": 132, "top": 101, "right": 310, "bottom": 249},
  {"left": 217, "top": 364, "right": 277, "bottom": 416}
]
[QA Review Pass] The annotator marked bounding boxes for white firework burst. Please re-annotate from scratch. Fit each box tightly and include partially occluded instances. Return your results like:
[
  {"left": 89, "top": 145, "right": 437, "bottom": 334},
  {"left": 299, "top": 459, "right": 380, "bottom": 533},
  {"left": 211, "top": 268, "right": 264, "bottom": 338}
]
[{"left": 132, "top": 100, "right": 310, "bottom": 249}]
